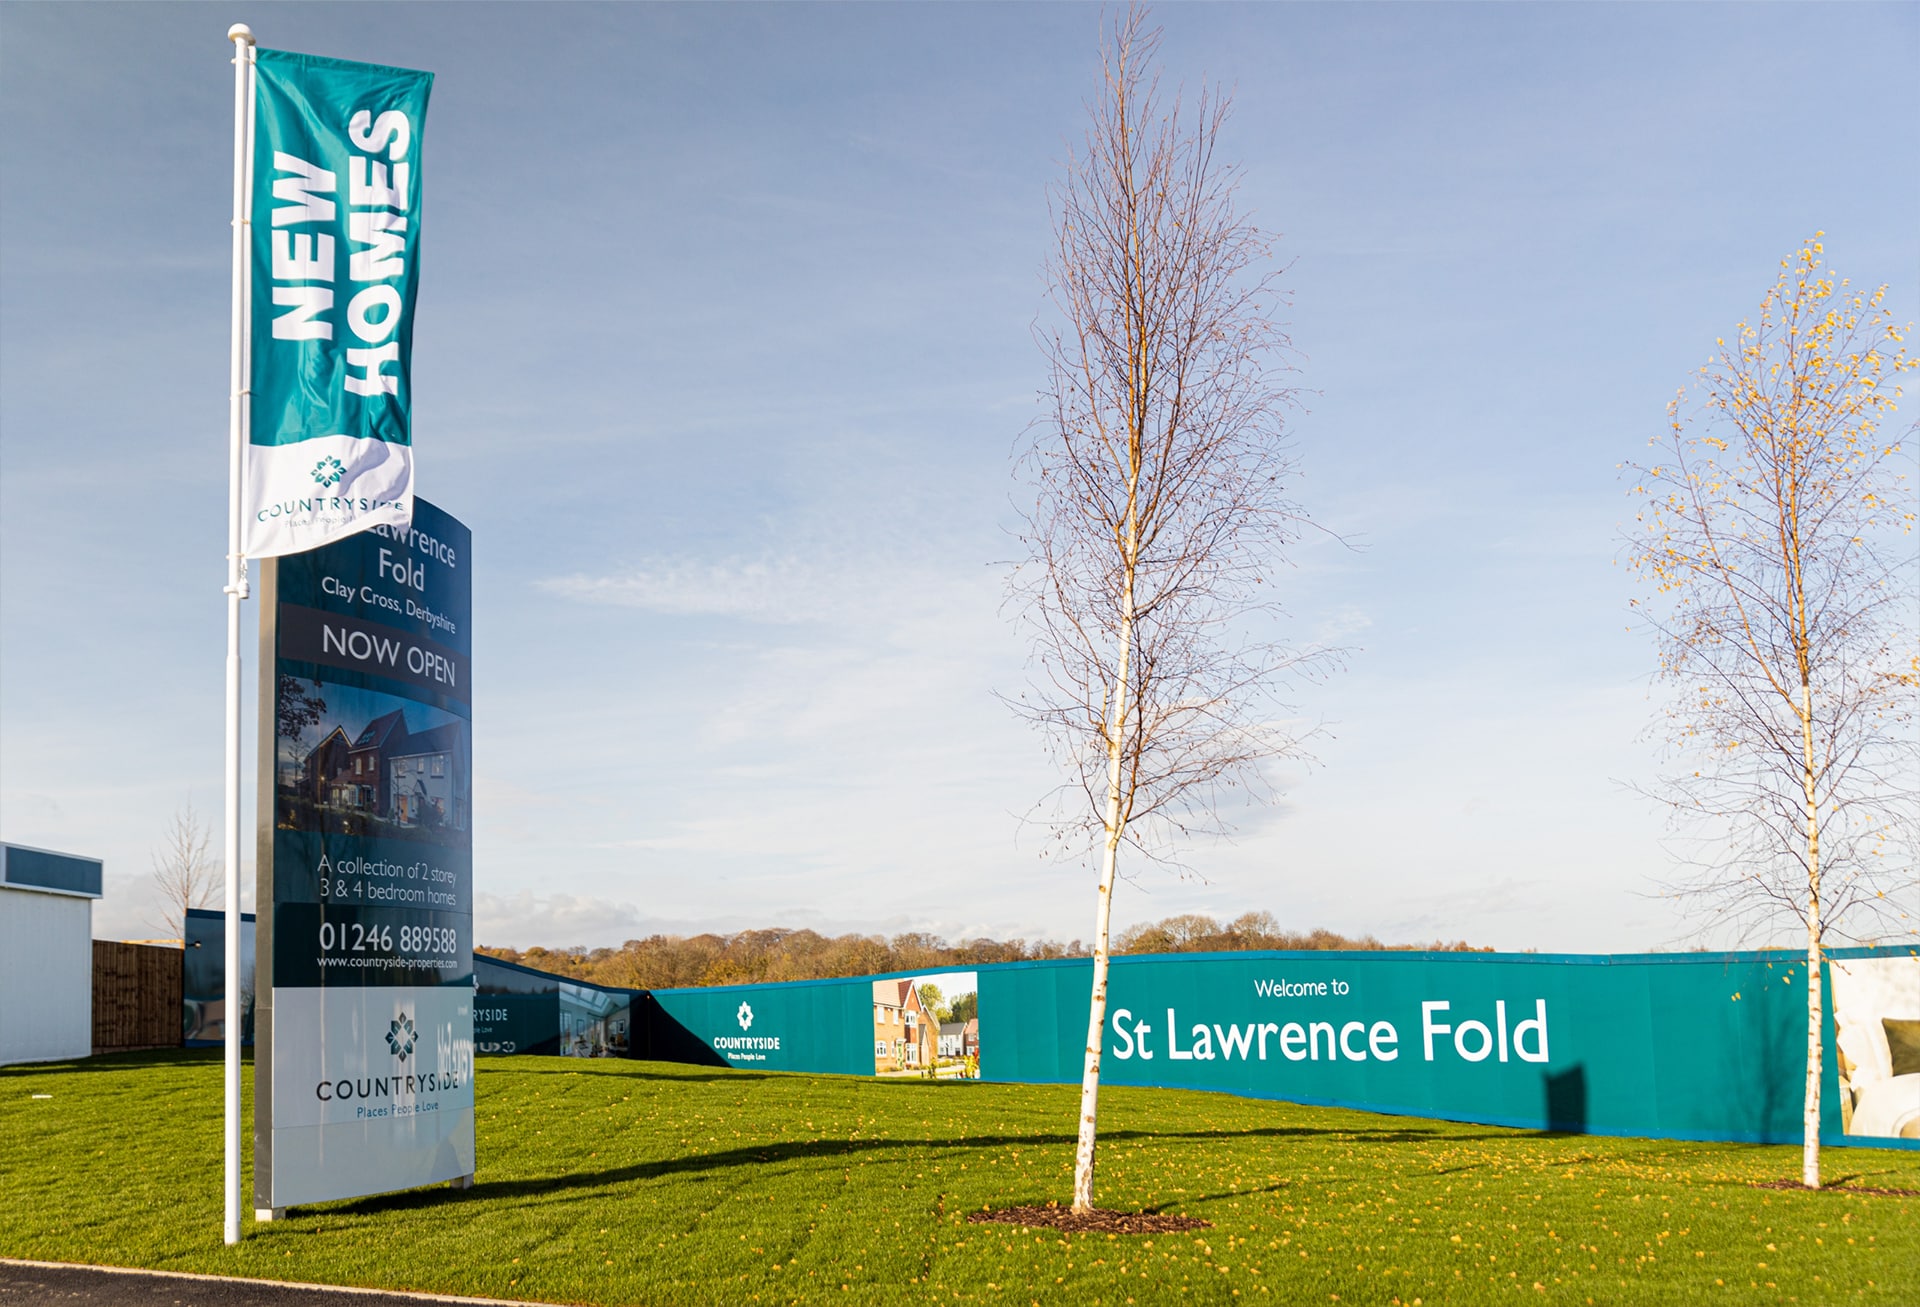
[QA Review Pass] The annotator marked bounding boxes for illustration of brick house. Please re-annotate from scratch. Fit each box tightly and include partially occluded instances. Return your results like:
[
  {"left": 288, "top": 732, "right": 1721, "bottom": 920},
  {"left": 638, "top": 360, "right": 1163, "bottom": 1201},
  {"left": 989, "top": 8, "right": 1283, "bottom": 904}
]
[
  {"left": 299, "top": 726, "right": 353, "bottom": 806},
  {"left": 297, "top": 707, "right": 467, "bottom": 832},
  {"left": 343, "top": 708, "right": 408, "bottom": 814},
  {"left": 872, "top": 979, "right": 938, "bottom": 1073}
]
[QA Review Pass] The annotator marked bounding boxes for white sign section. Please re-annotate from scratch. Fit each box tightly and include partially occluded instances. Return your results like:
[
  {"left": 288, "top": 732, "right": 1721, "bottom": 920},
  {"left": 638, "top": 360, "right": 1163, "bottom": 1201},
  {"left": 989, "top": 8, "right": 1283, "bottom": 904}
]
[{"left": 269, "top": 986, "right": 474, "bottom": 1205}]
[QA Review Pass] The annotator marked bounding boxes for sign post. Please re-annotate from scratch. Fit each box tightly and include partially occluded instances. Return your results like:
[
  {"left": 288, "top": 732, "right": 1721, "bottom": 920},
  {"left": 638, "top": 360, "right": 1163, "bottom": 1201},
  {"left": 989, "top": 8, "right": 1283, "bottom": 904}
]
[
  {"left": 223, "top": 22, "right": 256, "bottom": 1247},
  {"left": 255, "top": 501, "right": 475, "bottom": 1213},
  {"left": 222, "top": 24, "right": 436, "bottom": 1237}
]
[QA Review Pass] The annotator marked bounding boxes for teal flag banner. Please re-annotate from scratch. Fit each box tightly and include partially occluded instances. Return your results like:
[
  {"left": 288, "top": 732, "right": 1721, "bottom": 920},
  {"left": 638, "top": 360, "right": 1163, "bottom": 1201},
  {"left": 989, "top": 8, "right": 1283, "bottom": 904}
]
[{"left": 246, "top": 48, "right": 432, "bottom": 558}]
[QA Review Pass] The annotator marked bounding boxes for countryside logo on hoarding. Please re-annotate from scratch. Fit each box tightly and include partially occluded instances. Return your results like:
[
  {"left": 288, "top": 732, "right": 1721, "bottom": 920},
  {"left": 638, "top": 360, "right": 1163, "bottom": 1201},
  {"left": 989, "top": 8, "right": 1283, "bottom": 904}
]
[
  {"left": 713, "top": 999, "right": 780, "bottom": 1062},
  {"left": 386, "top": 1013, "right": 418, "bottom": 1061}
]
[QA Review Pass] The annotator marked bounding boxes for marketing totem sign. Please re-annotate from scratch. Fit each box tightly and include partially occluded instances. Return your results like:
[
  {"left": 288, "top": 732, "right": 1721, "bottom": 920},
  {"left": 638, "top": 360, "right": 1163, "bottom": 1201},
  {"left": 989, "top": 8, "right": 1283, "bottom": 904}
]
[{"left": 255, "top": 498, "right": 474, "bottom": 1209}]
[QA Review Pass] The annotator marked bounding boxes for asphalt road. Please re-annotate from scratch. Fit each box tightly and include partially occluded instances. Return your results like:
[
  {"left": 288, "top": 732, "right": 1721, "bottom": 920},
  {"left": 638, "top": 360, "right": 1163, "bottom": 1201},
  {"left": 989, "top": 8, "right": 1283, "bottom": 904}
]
[{"left": 0, "top": 1262, "right": 520, "bottom": 1307}]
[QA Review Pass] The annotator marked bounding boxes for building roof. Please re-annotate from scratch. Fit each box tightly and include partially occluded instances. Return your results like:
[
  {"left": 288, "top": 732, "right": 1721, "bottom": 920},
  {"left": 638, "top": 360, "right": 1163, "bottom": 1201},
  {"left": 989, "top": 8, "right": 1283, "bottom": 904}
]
[
  {"left": 392, "top": 721, "right": 461, "bottom": 758},
  {"left": 352, "top": 708, "right": 408, "bottom": 751},
  {"left": 302, "top": 725, "right": 350, "bottom": 768}
]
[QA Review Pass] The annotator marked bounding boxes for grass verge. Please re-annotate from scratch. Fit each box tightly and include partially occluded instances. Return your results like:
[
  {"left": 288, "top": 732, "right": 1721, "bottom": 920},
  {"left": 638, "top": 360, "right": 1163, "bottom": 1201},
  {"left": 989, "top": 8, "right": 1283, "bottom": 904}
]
[{"left": 2, "top": 1050, "right": 1915, "bottom": 1305}]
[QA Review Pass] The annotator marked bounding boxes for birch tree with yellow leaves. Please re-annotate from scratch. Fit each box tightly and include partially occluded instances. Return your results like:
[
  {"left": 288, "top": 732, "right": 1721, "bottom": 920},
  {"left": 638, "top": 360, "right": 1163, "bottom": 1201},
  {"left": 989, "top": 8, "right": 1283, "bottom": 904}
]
[
  {"left": 1009, "top": 9, "right": 1326, "bottom": 1216},
  {"left": 1627, "top": 236, "right": 1918, "bottom": 1188}
]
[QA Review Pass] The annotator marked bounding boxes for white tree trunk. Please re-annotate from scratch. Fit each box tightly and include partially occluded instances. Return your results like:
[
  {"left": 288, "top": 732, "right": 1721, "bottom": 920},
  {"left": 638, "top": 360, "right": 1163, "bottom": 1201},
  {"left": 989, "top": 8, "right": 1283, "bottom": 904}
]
[
  {"left": 1072, "top": 613, "right": 1134, "bottom": 1214},
  {"left": 1071, "top": 811, "right": 1124, "bottom": 1212},
  {"left": 1800, "top": 681, "right": 1823, "bottom": 1189},
  {"left": 1803, "top": 907, "right": 1823, "bottom": 1188}
]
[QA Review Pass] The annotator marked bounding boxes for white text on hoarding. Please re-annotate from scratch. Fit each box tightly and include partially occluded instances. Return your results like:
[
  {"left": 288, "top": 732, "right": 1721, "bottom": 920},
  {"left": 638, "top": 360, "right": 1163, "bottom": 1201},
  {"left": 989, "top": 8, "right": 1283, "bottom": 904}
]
[{"left": 1108, "top": 1001, "right": 1549, "bottom": 1065}]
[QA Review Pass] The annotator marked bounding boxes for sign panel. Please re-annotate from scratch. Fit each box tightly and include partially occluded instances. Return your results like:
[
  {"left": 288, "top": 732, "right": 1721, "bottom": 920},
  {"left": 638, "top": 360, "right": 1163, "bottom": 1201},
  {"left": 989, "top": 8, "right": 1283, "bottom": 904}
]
[
  {"left": 256, "top": 499, "right": 473, "bottom": 1209},
  {"left": 977, "top": 950, "right": 1874, "bottom": 1146},
  {"left": 246, "top": 49, "right": 432, "bottom": 559},
  {"left": 0, "top": 843, "right": 103, "bottom": 898}
]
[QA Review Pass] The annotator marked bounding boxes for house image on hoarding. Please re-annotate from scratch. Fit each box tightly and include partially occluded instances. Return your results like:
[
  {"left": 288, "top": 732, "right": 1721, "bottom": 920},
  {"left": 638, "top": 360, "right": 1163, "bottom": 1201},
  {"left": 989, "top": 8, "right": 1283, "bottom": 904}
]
[
  {"left": 938, "top": 1018, "right": 978, "bottom": 1061},
  {"left": 872, "top": 979, "right": 938, "bottom": 1073},
  {"left": 299, "top": 708, "right": 467, "bottom": 833}
]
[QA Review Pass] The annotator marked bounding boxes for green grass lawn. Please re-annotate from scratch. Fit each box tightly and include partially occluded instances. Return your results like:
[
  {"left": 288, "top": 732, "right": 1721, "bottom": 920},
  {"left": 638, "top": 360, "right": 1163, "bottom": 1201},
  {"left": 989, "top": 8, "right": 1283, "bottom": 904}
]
[{"left": 2, "top": 1050, "right": 1915, "bottom": 1306}]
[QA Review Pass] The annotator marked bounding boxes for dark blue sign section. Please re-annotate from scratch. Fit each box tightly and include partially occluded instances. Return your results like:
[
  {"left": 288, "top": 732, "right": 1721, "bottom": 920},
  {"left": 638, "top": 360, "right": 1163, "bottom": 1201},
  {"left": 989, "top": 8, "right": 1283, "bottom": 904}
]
[
  {"left": 272, "top": 830, "right": 470, "bottom": 912},
  {"left": 271, "top": 903, "right": 471, "bottom": 989},
  {"left": 279, "top": 604, "right": 470, "bottom": 706},
  {"left": 270, "top": 498, "right": 472, "bottom": 993},
  {"left": 473, "top": 955, "right": 635, "bottom": 1058},
  {"left": 2, "top": 845, "right": 102, "bottom": 897},
  {"left": 183, "top": 908, "right": 257, "bottom": 1045},
  {"left": 276, "top": 506, "right": 471, "bottom": 662}
]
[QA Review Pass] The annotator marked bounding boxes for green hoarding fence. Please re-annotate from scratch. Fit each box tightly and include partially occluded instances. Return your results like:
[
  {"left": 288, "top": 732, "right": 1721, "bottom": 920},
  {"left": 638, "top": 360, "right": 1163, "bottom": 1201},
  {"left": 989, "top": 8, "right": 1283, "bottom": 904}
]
[
  {"left": 637, "top": 948, "right": 1918, "bottom": 1151},
  {"left": 386, "top": 946, "right": 1920, "bottom": 1150},
  {"left": 647, "top": 977, "right": 875, "bottom": 1076},
  {"left": 470, "top": 961, "right": 876, "bottom": 1072}
]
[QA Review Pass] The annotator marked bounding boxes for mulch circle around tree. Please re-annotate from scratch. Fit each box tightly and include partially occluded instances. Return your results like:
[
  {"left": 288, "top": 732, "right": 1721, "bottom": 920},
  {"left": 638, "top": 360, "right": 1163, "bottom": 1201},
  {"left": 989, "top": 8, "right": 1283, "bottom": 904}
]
[
  {"left": 1752, "top": 1179, "right": 1920, "bottom": 1198},
  {"left": 968, "top": 1205, "right": 1212, "bottom": 1234}
]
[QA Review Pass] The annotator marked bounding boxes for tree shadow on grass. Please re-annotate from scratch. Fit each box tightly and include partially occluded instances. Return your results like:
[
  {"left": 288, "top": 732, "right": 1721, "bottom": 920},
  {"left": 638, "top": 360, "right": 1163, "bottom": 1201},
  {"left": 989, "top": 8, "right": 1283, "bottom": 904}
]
[
  {"left": 1141, "top": 1178, "right": 1297, "bottom": 1212},
  {"left": 317, "top": 1123, "right": 1521, "bottom": 1218}
]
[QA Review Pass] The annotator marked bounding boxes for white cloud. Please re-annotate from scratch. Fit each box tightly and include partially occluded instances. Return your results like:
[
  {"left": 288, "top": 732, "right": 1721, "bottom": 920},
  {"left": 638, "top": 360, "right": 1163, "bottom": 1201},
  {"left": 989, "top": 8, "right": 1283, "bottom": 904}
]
[
  {"left": 540, "top": 555, "right": 836, "bottom": 624},
  {"left": 474, "top": 892, "right": 647, "bottom": 948}
]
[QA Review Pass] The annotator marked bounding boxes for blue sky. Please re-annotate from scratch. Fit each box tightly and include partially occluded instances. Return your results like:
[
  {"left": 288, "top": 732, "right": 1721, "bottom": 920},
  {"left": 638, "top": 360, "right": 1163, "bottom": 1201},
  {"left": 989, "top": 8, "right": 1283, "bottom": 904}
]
[{"left": 2, "top": 2, "right": 1915, "bottom": 952}]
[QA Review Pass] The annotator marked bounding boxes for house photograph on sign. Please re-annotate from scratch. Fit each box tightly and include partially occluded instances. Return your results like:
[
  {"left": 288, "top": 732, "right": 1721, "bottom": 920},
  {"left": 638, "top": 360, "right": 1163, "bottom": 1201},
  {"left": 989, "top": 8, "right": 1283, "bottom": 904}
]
[
  {"left": 873, "top": 971, "right": 977, "bottom": 1079},
  {"left": 275, "top": 678, "right": 471, "bottom": 847}
]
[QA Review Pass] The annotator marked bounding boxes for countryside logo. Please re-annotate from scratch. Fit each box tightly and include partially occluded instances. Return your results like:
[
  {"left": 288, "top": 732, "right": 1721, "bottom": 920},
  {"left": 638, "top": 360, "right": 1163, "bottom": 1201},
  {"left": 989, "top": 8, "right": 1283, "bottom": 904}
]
[
  {"left": 386, "top": 1013, "right": 417, "bottom": 1062},
  {"left": 314, "top": 1009, "right": 464, "bottom": 1103},
  {"left": 311, "top": 455, "right": 346, "bottom": 488},
  {"left": 715, "top": 1001, "right": 780, "bottom": 1061}
]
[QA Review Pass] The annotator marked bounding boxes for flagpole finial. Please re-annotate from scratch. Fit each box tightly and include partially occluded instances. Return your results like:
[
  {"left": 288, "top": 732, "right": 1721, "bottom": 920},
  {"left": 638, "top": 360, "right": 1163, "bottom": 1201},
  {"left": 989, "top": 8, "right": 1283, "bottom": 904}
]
[{"left": 228, "top": 23, "right": 254, "bottom": 45}]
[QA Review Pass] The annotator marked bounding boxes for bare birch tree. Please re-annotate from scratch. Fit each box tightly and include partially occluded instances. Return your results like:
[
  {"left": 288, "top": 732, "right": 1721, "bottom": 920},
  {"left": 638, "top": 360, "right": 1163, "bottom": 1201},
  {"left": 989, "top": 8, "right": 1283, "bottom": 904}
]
[
  {"left": 1009, "top": 9, "right": 1325, "bottom": 1215},
  {"left": 151, "top": 799, "right": 220, "bottom": 940},
  {"left": 1627, "top": 234, "right": 1918, "bottom": 1189}
]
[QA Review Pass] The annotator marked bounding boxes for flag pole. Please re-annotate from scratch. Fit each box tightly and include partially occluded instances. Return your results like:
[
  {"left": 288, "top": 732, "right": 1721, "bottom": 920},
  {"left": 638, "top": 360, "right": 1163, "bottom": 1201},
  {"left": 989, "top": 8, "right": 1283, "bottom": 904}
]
[{"left": 224, "top": 20, "right": 256, "bottom": 1249}]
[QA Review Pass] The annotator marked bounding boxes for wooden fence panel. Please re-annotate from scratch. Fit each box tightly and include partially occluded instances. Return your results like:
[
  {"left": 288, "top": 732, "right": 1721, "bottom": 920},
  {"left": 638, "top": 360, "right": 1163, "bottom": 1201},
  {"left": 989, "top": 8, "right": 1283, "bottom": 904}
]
[{"left": 91, "top": 941, "right": 182, "bottom": 1052}]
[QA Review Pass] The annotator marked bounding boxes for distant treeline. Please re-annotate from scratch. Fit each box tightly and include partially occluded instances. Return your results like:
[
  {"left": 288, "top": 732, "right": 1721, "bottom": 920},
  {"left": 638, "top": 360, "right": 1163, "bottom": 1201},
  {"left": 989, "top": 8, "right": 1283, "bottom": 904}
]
[{"left": 477, "top": 910, "right": 1488, "bottom": 991}]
